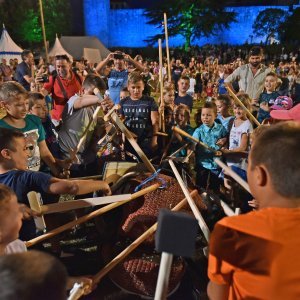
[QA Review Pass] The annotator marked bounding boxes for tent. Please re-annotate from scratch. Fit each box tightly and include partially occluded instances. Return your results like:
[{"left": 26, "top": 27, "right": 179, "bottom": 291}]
[
  {"left": 59, "top": 36, "right": 110, "bottom": 62},
  {"left": 48, "top": 34, "right": 73, "bottom": 61},
  {"left": 0, "top": 24, "right": 23, "bottom": 62}
]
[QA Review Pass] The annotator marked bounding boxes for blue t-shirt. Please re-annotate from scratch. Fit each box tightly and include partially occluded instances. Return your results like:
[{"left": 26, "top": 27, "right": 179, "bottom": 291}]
[
  {"left": 0, "top": 115, "right": 46, "bottom": 171},
  {"left": 108, "top": 69, "right": 128, "bottom": 104},
  {"left": 193, "top": 122, "right": 227, "bottom": 170},
  {"left": 15, "top": 61, "right": 31, "bottom": 91},
  {"left": 0, "top": 170, "right": 52, "bottom": 240},
  {"left": 216, "top": 114, "right": 234, "bottom": 133},
  {"left": 174, "top": 94, "right": 193, "bottom": 111},
  {"left": 218, "top": 78, "right": 227, "bottom": 95}
]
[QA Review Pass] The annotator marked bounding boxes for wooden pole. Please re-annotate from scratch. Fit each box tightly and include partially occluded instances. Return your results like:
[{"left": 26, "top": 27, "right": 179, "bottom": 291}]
[
  {"left": 158, "top": 39, "right": 165, "bottom": 133},
  {"left": 38, "top": 0, "right": 49, "bottom": 63},
  {"left": 225, "top": 85, "right": 261, "bottom": 127},
  {"left": 92, "top": 189, "right": 199, "bottom": 284},
  {"left": 25, "top": 183, "right": 160, "bottom": 247},
  {"left": 163, "top": 13, "right": 171, "bottom": 82},
  {"left": 172, "top": 126, "right": 222, "bottom": 156},
  {"left": 214, "top": 158, "right": 251, "bottom": 193}
]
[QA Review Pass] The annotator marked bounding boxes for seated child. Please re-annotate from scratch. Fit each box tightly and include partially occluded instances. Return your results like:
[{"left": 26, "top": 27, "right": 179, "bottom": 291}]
[
  {"left": 257, "top": 72, "right": 280, "bottom": 123},
  {"left": 215, "top": 94, "right": 234, "bottom": 133},
  {"left": 192, "top": 102, "right": 227, "bottom": 191},
  {"left": 58, "top": 74, "right": 111, "bottom": 177},
  {"left": 119, "top": 72, "right": 159, "bottom": 158},
  {"left": 28, "top": 92, "right": 61, "bottom": 159},
  {"left": 0, "top": 82, "right": 65, "bottom": 175},
  {"left": 207, "top": 122, "right": 300, "bottom": 299},
  {"left": 0, "top": 127, "right": 111, "bottom": 240},
  {"left": 170, "top": 104, "right": 194, "bottom": 157}
]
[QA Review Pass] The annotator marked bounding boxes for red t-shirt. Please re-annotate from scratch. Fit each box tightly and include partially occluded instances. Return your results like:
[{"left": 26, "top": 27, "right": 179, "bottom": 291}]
[{"left": 44, "top": 72, "right": 82, "bottom": 121}]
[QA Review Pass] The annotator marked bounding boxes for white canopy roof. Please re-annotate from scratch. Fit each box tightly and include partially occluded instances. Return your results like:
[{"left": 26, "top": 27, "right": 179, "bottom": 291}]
[
  {"left": 48, "top": 35, "right": 73, "bottom": 61},
  {"left": 0, "top": 25, "right": 23, "bottom": 62}
]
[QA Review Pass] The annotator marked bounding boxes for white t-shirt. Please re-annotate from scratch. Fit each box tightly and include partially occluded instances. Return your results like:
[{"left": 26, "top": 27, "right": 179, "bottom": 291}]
[
  {"left": 5, "top": 239, "right": 27, "bottom": 254},
  {"left": 228, "top": 119, "right": 253, "bottom": 170}
]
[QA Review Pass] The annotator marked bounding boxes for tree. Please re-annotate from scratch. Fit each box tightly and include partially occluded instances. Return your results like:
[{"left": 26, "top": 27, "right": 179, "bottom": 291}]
[
  {"left": 252, "top": 8, "right": 288, "bottom": 44},
  {"left": 143, "top": 0, "right": 236, "bottom": 51},
  {"left": 280, "top": 7, "right": 300, "bottom": 44},
  {"left": 0, "top": 0, "right": 71, "bottom": 48}
]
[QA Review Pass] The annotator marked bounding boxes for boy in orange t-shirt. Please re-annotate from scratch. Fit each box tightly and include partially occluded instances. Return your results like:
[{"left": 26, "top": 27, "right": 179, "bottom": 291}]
[{"left": 207, "top": 122, "right": 300, "bottom": 300}]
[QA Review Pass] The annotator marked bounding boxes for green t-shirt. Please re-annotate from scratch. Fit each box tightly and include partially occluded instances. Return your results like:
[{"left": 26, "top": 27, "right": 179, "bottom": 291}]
[{"left": 0, "top": 114, "right": 46, "bottom": 171}]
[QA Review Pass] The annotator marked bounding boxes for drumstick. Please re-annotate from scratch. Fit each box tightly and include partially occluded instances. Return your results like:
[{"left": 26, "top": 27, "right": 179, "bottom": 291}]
[
  {"left": 25, "top": 183, "right": 160, "bottom": 248},
  {"left": 172, "top": 126, "right": 222, "bottom": 156},
  {"left": 168, "top": 160, "right": 210, "bottom": 242},
  {"left": 158, "top": 38, "right": 165, "bottom": 133},
  {"left": 214, "top": 158, "right": 251, "bottom": 193},
  {"left": 164, "top": 13, "right": 171, "bottom": 81},
  {"left": 92, "top": 189, "right": 199, "bottom": 285},
  {"left": 225, "top": 85, "right": 261, "bottom": 127}
]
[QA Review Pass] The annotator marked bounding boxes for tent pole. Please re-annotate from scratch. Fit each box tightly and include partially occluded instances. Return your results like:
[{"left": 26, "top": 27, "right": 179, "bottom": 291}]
[{"left": 38, "top": 0, "right": 49, "bottom": 63}]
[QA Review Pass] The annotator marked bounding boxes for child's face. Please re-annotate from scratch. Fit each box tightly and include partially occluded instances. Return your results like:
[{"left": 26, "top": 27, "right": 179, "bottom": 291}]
[
  {"left": 3, "top": 95, "right": 28, "bottom": 119},
  {"left": 0, "top": 195, "right": 23, "bottom": 244},
  {"left": 177, "top": 79, "right": 189, "bottom": 93},
  {"left": 264, "top": 75, "right": 277, "bottom": 92},
  {"left": 30, "top": 99, "right": 48, "bottom": 120},
  {"left": 7, "top": 137, "right": 29, "bottom": 170},
  {"left": 164, "top": 91, "right": 175, "bottom": 105},
  {"left": 201, "top": 108, "right": 216, "bottom": 127},
  {"left": 175, "top": 110, "right": 188, "bottom": 127},
  {"left": 128, "top": 80, "right": 144, "bottom": 100},
  {"left": 233, "top": 105, "right": 247, "bottom": 119},
  {"left": 216, "top": 100, "right": 228, "bottom": 115}
]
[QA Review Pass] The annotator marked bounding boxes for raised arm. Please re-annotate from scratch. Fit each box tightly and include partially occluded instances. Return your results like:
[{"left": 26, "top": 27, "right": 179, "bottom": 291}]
[{"left": 95, "top": 53, "right": 114, "bottom": 73}]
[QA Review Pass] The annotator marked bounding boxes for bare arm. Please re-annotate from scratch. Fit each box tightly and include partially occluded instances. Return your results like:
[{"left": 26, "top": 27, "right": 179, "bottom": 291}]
[
  {"left": 222, "top": 133, "right": 249, "bottom": 154},
  {"left": 95, "top": 53, "right": 114, "bottom": 73},
  {"left": 124, "top": 54, "right": 144, "bottom": 72},
  {"left": 73, "top": 95, "right": 101, "bottom": 109},
  {"left": 48, "top": 178, "right": 111, "bottom": 196},
  {"left": 207, "top": 281, "right": 230, "bottom": 300}
]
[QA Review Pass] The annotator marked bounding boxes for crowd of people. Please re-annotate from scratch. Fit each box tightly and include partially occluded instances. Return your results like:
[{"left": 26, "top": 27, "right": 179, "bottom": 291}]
[{"left": 0, "top": 44, "right": 299, "bottom": 299}]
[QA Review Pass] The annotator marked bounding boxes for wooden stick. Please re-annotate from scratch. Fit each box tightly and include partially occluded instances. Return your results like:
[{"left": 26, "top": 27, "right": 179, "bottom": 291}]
[
  {"left": 103, "top": 104, "right": 118, "bottom": 122},
  {"left": 25, "top": 183, "right": 160, "bottom": 248},
  {"left": 69, "top": 174, "right": 102, "bottom": 180},
  {"left": 111, "top": 112, "right": 156, "bottom": 173},
  {"left": 155, "top": 131, "right": 168, "bottom": 137},
  {"left": 163, "top": 13, "right": 171, "bottom": 82},
  {"left": 168, "top": 160, "right": 210, "bottom": 242},
  {"left": 158, "top": 39, "right": 165, "bottom": 133},
  {"left": 225, "top": 85, "right": 261, "bottom": 127},
  {"left": 27, "top": 191, "right": 46, "bottom": 232},
  {"left": 37, "top": 194, "right": 132, "bottom": 214},
  {"left": 172, "top": 126, "right": 221, "bottom": 156},
  {"left": 220, "top": 200, "right": 235, "bottom": 217},
  {"left": 214, "top": 158, "right": 251, "bottom": 193},
  {"left": 92, "top": 189, "right": 199, "bottom": 284},
  {"left": 38, "top": 0, "right": 49, "bottom": 63}
]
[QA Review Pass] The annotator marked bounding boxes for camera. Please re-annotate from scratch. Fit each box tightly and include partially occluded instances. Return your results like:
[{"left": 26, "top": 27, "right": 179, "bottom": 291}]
[
  {"left": 114, "top": 53, "right": 124, "bottom": 60},
  {"left": 40, "top": 74, "right": 49, "bottom": 83}
]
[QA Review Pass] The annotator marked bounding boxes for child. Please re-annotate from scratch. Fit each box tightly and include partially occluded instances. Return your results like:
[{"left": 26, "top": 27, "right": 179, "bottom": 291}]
[
  {"left": 170, "top": 104, "right": 194, "bottom": 157},
  {"left": 208, "top": 122, "right": 300, "bottom": 299},
  {"left": 270, "top": 103, "right": 300, "bottom": 122},
  {"left": 187, "top": 74, "right": 196, "bottom": 99},
  {"left": 222, "top": 93, "right": 253, "bottom": 171},
  {"left": 205, "top": 80, "right": 214, "bottom": 102},
  {"left": 119, "top": 72, "right": 159, "bottom": 158},
  {"left": 58, "top": 74, "right": 110, "bottom": 177},
  {"left": 215, "top": 94, "right": 234, "bottom": 133},
  {"left": 0, "top": 184, "right": 24, "bottom": 255},
  {"left": 257, "top": 72, "right": 280, "bottom": 123},
  {"left": 0, "top": 82, "right": 65, "bottom": 176},
  {"left": 161, "top": 86, "right": 175, "bottom": 110},
  {"left": 0, "top": 127, "right": 111, "bottom": 240},
  {"left": 174, "top": 76, "right": 193, "bottom": 111},
  {"left": 28, "top": 92, "right": 61, "bottom": 159},
  {"left": 192, "top": 102, "right": 227, "bottom": 191},
  {"left": 120, "top": 87, "right": 129, "bottom": 101}
]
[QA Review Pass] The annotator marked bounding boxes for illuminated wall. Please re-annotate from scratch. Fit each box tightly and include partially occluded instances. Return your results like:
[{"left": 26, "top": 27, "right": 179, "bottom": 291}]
[{"left": 83, "top": 1, "right": 297, "bottom": 48}]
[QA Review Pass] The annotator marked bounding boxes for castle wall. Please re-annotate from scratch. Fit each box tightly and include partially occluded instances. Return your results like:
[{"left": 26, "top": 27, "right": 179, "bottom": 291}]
[{"left": 83, "top": 1, "right": 297, "bottom": 48}]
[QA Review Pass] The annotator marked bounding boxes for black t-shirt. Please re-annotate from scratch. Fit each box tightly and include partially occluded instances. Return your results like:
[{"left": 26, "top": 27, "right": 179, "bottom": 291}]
[
  {"left": 174, "top": 94, "right": 193, "bottom": 111},
  {"left": 120, "top": 95, "right": 158, "bottom": 142}
]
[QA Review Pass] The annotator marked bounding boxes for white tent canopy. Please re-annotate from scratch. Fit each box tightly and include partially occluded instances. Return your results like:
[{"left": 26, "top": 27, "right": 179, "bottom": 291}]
[
  {"left": 59, "top": 36, "right": 110, "bottom": 62},
  {"left": 0, "top": 24, "right": 23, "bottom": 62},
  {"left": 48, "top": 34, "right": 73, "bottom": 61}
]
